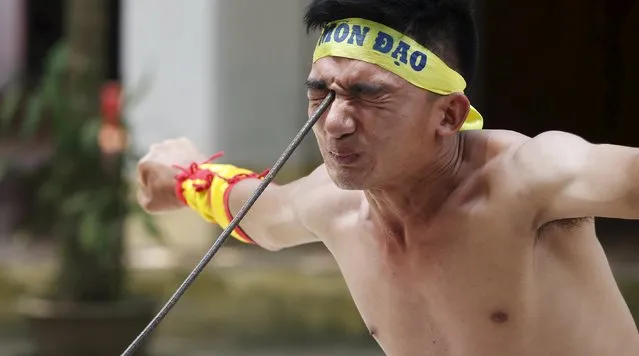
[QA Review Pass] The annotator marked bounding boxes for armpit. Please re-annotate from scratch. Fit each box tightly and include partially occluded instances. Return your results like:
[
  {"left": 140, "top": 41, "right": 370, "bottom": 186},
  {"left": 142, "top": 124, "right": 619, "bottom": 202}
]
[{"left": 537, "top": 216, "right": 595, "bottom": 238}]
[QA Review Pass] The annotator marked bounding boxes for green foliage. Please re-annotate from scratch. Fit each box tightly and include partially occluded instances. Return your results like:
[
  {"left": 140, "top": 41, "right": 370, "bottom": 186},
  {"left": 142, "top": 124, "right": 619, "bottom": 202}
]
[{"left": 0, "top": 40, "right": 162, "bottom": 302}]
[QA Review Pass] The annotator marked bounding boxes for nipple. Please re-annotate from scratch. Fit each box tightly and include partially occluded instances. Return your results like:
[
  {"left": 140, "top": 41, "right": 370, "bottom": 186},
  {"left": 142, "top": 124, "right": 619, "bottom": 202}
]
[{"left": 490, "top": 310, "right": 509, "bottom": 324}]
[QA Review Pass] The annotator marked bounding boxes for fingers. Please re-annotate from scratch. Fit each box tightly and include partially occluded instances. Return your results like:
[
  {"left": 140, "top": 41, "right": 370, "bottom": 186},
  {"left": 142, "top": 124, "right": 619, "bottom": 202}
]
[
  {"left": 136, "top": 161, "right": 153, "bottom": 210},
  {"left": 136, "top": 160, "right": 154, "bottom": 185},
  {"left": 136, "top": 186, "right": 152, "bottom": 212},
  {"left": 136, "top": 160, "right": 182, "bottom": 213},
  {"left": 135, "top": 137, "right": 201, "bottom": 213}
]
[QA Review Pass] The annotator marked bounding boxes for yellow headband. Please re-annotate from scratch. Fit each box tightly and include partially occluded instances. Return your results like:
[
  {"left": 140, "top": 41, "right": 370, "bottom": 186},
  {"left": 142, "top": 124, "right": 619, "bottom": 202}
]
[{"left": 313, "top": 18, "right": 483, "bottom": 131}]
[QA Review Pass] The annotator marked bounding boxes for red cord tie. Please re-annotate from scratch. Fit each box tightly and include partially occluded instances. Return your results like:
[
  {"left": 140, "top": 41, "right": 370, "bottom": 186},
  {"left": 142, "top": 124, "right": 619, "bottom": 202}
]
[{"left": 173, "top": 151, "right": 269, "bottom": 205}]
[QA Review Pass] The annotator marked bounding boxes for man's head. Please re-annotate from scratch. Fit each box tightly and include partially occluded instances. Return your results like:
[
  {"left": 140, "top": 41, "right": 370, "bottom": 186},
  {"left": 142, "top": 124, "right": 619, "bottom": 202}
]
[{"left": 303, "top": 0, "right": 480, "bottom": 190}]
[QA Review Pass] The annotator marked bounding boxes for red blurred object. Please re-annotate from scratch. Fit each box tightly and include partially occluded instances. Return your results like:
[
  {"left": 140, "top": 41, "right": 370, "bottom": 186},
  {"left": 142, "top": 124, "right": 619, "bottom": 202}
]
[{"left": 100, "top": 81, "right": 121, "bottom": 126}]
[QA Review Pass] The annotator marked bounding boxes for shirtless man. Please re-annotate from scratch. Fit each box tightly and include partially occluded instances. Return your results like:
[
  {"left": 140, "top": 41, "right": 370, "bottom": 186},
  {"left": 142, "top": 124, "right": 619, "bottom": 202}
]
[{"left": 136, "top": 0, "right": 639, "bottom": 355}]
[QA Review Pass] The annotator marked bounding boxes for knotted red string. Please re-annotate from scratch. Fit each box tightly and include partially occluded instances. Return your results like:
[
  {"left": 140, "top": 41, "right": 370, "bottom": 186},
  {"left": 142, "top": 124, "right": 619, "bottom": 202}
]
[{"left": 173, "top": 151, "right": 269, "bottom": 205}]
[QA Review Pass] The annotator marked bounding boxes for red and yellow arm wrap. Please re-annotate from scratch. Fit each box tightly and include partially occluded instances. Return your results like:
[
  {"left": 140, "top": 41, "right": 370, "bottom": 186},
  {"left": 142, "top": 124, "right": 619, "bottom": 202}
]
[{"left": 174, "top": 152, "right": 268, "bottom": 244}]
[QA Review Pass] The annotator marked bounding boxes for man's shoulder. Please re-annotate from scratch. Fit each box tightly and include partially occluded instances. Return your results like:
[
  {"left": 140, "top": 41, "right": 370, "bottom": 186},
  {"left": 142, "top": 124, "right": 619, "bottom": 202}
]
[
  {"left": 516, "top": 130, "right": 589, "bottom": 155},
  {"left": 461, "top": 130, "right": 590, "bottom": 227},
  {"left": 477, "top": 130, "right": 591, "bottom": 195},
  {"left": 509, "top": 130, "right": 590, "bottom": 176},
  {"left": 470, "top": 129, "right": 588, "bottom": 162},
  {"left": 465, "top": 129, "right": 592, "bottom": 195}
]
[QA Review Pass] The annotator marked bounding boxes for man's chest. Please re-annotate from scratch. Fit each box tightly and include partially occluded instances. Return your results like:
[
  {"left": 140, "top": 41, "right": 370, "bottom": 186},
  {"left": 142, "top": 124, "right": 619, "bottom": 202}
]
[{"left": 321, "top": 215, "right": 536, "bottom": 355}]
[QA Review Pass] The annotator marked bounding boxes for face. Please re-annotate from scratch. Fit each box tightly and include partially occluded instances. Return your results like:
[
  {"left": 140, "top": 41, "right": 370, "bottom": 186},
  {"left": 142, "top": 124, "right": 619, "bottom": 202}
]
[{"left": 307, "top": 57, "right": 470, "bottom": 190}]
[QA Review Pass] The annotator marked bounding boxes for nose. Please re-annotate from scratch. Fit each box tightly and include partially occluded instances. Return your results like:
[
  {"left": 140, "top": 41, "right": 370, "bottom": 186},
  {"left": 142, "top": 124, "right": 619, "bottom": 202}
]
[{"left": 322, "top": 99, "right": 356, "bottom": 139}]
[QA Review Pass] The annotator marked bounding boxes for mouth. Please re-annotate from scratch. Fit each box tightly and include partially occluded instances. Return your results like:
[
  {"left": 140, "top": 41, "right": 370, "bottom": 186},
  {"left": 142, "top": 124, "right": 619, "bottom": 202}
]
[{"left": 328, "top": 150, "right": 361, "bottom": 166}]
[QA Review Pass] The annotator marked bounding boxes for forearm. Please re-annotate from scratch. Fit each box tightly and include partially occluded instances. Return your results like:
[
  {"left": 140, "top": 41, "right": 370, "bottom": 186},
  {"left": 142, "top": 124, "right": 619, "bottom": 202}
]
[{"left": 228, "top": 178, "right": 313, "bottom": 250}]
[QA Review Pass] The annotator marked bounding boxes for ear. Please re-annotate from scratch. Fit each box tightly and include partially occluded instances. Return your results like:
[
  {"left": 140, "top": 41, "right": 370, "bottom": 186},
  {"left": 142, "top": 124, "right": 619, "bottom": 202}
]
[{"left": 435, "top": 93, "right": 471, "bottom": 136}]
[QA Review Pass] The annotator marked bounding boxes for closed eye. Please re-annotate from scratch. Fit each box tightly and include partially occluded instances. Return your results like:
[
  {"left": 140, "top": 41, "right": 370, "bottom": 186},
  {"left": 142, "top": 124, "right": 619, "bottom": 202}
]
[
  {"left": 305, "top": 79, "right": 388, "bottom": 101},
  {"left": 348, "top": 82, "right": 386, "bottom": 97},
  {"left": 305, "top": 79, "right": 329, "bottom": 101}
]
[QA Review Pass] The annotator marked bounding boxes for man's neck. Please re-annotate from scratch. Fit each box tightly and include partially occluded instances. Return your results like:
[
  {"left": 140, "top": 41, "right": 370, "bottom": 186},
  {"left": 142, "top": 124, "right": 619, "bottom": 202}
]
[{"left": 364, "top": 135, "right": 467, "bottom": 244}]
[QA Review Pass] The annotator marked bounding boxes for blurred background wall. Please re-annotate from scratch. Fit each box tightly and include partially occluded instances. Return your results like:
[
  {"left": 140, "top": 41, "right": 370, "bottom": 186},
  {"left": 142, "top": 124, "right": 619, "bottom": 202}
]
[
  {"left": 0, "top": 1, "right": 637, "bottom": 355},
  {"left": 0, "top": 0, "right": 24, "bottom": 90}
]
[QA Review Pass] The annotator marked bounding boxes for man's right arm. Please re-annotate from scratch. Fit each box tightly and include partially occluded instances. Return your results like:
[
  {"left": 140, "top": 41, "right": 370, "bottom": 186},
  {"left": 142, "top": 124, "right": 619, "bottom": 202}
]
[
  {"left": 225, "top": 168, "right": 323, "bottom": 251},
  {"left": 136, "top": 138, "right": 324, "bottom": 251}
]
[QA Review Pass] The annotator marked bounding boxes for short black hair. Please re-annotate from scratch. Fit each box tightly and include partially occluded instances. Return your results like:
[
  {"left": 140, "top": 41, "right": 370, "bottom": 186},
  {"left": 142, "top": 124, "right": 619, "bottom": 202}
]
[{"left": 304, "top": 0, "right": 479, "bottom": 86}]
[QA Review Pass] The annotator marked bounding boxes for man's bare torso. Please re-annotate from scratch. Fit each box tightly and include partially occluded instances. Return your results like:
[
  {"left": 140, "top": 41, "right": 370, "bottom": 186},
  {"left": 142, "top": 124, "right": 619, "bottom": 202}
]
[{"left": 297, "top": 130, "right": 639, "bottom": 356}]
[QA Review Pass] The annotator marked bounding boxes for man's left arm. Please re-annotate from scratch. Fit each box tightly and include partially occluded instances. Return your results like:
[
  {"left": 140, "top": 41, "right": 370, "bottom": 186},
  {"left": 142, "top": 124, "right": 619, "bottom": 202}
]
[{"left": 513, "top": 130, "right": 639, "bottom": 226}]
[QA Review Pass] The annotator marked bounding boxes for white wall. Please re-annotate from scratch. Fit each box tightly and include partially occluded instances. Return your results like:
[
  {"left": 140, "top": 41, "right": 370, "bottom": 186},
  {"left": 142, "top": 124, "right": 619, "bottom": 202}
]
[
  {"left": 122, "top": 0, "right": 321, "bottom": 174},
  {"left": 211, "top": 0, "right": 318, "bottom": 172},
  {"left": 122, "top": 0, "right": 217, "bottom": 155},
  {"left": 0, "top": 0, "right": 24, "bottom": 89}
]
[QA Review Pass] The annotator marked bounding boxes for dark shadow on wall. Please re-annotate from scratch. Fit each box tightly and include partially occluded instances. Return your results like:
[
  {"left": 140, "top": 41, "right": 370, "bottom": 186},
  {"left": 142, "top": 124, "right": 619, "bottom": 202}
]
[
  {"left": 25, "top": 0, "right": 121, "bottom": 81},
  {"left": 478, "top": 0, "right": 639, "bottom": 243}
]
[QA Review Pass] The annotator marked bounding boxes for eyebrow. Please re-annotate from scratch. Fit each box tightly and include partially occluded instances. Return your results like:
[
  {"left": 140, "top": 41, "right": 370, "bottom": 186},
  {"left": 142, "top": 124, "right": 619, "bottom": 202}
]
[
  {"left": 305, "top": 79, "right": 387, "bottom": 96},
  {"left": 348, "top": 82, "right": 386, "bottom": 96},
  {"left": 304, "top": 79, "right": 327, "bottom": 90}
]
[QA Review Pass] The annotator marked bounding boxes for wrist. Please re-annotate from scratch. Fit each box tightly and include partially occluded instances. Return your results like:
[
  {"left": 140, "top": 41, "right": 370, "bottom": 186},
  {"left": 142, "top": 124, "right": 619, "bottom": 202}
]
[
  {"left": 174, "top": 164, "right": 212, "bottom": 206},
  {"left": 173, "top": 153, "right": 223, "bottom": 205},
  {"left": 172, "top": 153, "right": 268, "bottom": 245}
]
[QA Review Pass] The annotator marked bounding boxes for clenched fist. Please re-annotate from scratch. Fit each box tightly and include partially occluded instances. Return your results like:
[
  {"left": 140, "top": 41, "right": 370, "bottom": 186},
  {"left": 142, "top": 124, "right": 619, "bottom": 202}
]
[{"left": 137, "top": 137, "right": 207, "bottom": 213}]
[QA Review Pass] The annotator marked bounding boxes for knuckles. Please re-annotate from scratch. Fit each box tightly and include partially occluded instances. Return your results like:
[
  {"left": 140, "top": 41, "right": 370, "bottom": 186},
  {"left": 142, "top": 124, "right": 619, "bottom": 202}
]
[{"left": 134, "top": 137, "right": 201, "bottom": 212}]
